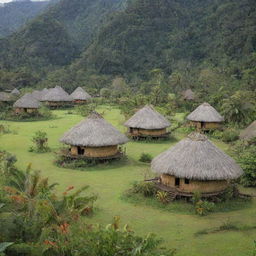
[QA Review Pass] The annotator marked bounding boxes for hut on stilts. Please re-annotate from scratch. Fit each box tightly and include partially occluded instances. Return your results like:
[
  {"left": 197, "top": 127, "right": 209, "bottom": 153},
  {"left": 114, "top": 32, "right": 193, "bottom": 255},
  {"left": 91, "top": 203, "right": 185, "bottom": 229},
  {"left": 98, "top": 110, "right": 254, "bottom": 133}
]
[
  {"left": 70, "top": 87, "right": 92, "bottom": 104},
  {"left": 13, "top": 93, "right": 41, "bottom": 114},
  {"left": 41, "top": 86, "right": 72, "bottom": 108},
  {"left": 181, "top": 89, "right": 195, "bottom": 101},
  {"left": 60, "top": 112, "right": 129, "bottom": 162},
  {"left": 124, "top": 105, "right": 171, "bottom": 140},
  {"left": 187, "top": 102, "right": 224, "bottom": 131},
  {"left": 151, "top": 133, "right": 243, "bottom": 200},
  {"left": 239, "top": 121, "right": 256, "bottom": 141}
]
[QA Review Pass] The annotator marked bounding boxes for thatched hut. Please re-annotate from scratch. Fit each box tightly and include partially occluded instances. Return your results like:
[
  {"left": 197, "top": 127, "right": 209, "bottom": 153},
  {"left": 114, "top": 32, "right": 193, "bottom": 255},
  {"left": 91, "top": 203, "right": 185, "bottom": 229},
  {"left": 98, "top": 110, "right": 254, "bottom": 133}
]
[
  {"left": 187, "top": 102, "right": 224, "bottom": 131},
  {"left": 70, "top": 87, "right": 92, "bottom": 104},
  {"left": 41, "top": 86, "right": 72, "bottom": 107},
  {"left": 181, "top": 89, "right": 195, "bottom": 101},
  {"left": 31, "top": 90, "right": 43, "bottom": 101},
  {"left": 60, "top": 112, "right": 129, "bottom": 160},
  {"left": 124, "top": 105, "right": 171, "bottom": 139},
  {"left": 240, "top": 121, "right": 256, "bottom": 141},
  {"left": 151, "top": 133, "right": 243, "bottom": 197},
  {"left": 13, "top": 93, "right": 41, "bottom": 114},
  {"left": 0, "top": 92, "right": 13, "bottom": 104},
  {"left": 11, "top": 88, "right": 20, "bottom": 96}
]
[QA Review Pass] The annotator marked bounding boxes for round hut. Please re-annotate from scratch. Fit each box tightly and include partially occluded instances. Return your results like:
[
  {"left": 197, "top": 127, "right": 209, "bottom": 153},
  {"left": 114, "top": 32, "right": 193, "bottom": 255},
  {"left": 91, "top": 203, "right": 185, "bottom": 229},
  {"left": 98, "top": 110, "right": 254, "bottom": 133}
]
[
  {"left": 60, "top": 112, "right": 129, "bottom": 160},
  {"left": 11, "top": 88, "right": 20, "bottom": 96},
  {"left": 41, "top": 86, "right": 72, "bottom": 107},
  {"left": 181, "top": 89, "right": 195, "bottom": 101},
  {"left": 70, "top": 87, "right": 92, "bottom": 104},
  {"left": 151, "top": 133, "right": 243, "bottom": 197},
  {"left": 239, "top": 121, "right": 256, "bottom": 141},
  {"left": 13, "top": 93, "right": 41, "bottom": 114},
  {"left": 187, "top": 102, "right": 224, "bottom": 131},
  {"left": 0, "top": 92, "right": 13, "bottom": 104},
  {"left": 124, "top": 105, "right": 171, "bottom": 139}
]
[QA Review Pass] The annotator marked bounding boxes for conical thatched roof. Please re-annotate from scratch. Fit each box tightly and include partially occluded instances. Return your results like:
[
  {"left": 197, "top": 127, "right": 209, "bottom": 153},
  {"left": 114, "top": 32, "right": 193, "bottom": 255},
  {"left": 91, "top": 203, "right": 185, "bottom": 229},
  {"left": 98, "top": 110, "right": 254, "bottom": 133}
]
[
  {"left": 187, "top": 102, "right": 224, "bottom": 123},
  {"left": 240, "top": 121, "right": 256, "bottom": 140},
  {"left": 60, "top": 112, "right": 129, "bottom": 147},
  {"left": 13, "top": 93, "right": 41, "bottom": 109},
  {"left": 41, "top": 86, "right": 72, "bottom": 102},
  {"left": 31, "top": 90, "right": 43, "bottom": 101},
  {"left": 11, "top": 88, "right": 20, "bottom": 95},
  {"left": 124, "top": 105, "right": 171, "bottom": 129},
  {"left": 182, "top": 89, "right": 195, "bottom": 100},
  {"left": 151, "top": 133, "right": 243, "bottom": 180},
  {"left": 71, "top": 87, "right": 92, "bottom": 101},
  {"left": 0, "top": 92, "right": 12, "bottom": 102}
]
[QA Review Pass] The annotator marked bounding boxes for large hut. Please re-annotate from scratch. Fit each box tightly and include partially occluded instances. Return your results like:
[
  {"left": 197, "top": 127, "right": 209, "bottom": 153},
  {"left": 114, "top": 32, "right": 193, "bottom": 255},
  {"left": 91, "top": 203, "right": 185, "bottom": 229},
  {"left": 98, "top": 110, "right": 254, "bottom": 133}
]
[
  {"left": 187, "top": 102, "right": 224, "bottom": 131},
  {"left": 41, "top": 86, "right": 72, "bottom": 107},
  {"left": 181, "top": 89, "right": 195, "bottom": 101},
  {"left": 151, "top": 133, "right": 243, "bottom": 198},
  {"left": 60, "top": 112, "right": 129, "bottom": 161},
  {"left": 0, "top": 92, "right": 13, "bottom": 104},
  {"left": 124, "top": 105, "right": 171, "bottom": 139},
  {"left": 239, "top": 121, "right": 256, "bottom": 141},
  {"left": 13, "top": 93, "right": 41, "bottom": 114},
  {"left": 70, "top": 87, "right": 92, "bottom": 104},
  {"left": 11, "top": 88, "right": 20, "bottom": 96}
]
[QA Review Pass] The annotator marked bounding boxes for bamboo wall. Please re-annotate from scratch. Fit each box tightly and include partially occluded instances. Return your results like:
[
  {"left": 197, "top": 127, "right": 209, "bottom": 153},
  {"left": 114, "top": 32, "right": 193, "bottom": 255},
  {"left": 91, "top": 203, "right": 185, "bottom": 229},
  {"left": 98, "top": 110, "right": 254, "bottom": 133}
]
[
  {"left": 70, "top": 145, "right": 118, "bottom": 158},
  {"left": 45, "top": 101, "right": 72, "bottom": 107},
  {"left": 160, "top": 174, "right": 228, "bottom": 193},
  {"left": 189, "top": 121, "right": 221, "bottom": 130},
  {"left": 129, "top": 128, "right": 167, "bottom": 136},
  {"left": 73, "top": 99, "right": 87, "bottom": 104}
]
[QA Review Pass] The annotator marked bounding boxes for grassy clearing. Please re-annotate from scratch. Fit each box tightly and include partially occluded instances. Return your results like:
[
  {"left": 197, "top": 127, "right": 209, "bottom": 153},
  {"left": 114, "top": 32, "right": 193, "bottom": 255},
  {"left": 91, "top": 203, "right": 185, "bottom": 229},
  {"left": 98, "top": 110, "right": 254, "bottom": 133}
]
[{"left": 1, "top": 105, "right": 256, "bottom": 256}]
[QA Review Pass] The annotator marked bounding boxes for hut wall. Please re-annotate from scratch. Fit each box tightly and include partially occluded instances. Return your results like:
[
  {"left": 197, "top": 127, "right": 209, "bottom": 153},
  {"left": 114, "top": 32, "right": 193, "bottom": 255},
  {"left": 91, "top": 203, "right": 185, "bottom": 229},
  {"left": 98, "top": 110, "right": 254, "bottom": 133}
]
[
  {"left": 27, "top": 108, "right": 37, "bottom": 113},
  {"left": 85, "top": 145, "right": 118, "bottom": 157},
  {"left": 189, "top": 121, "right": 221, "bottom": 130},
  {"left": 15, "top": 108, "right": 24, "bottom": 114},
  {"left": 160, "top": 174, "right": 228, "bottom": 193},
  {"left": 74, "top": 99, "right": 87, "bottom": 104},
  {"left": 129, "top": 128, "right": 167, "bottom": 136},
  {"left": 46, "top": 101, "right": 72, "bottom": 107},
  {"left": 71, "top": 146, "right": 78, "bottom": 155}
]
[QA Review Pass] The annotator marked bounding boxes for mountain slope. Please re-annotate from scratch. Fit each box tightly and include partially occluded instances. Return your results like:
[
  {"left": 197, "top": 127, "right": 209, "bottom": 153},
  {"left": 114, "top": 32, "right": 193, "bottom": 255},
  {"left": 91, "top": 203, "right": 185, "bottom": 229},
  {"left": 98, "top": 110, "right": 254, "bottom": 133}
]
[{"left": 0, "top": 0, "right": 51, "bottom": 38}]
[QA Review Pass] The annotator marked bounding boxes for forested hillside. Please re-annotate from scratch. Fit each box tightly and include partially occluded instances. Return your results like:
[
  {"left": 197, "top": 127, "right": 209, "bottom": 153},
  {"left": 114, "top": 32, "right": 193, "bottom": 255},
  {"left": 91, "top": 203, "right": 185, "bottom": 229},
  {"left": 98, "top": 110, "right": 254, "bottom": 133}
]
[
  {"left": 0, "top": 0, "right": 51, "bottom": 38},
  {"left": 0, "top": 0, "right": 255, "bottom": 91}
]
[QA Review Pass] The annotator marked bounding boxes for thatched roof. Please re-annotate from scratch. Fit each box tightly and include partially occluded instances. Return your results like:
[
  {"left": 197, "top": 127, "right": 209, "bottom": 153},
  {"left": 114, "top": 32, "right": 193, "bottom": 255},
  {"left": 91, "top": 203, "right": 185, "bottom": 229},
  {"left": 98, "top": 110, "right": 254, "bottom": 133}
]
[
  {"left": 13, "top": 93, "right": 41, "bottom": 109},
  {"left": 0, "top": 92, "right": 12, "bottom": 102},
  {"left": 151, "top": 133, "right": 243, "bottom": 180},
  {"left": 124, "top": 105, "right": 171, "bottom": 129},
  {"left": 240, "top": 121, "right": 256, "bottom": 140},
  {"left": 70, "top": 87, "right": 92, "bottom": 100},
  {"left": 31, "top": 90, "right": 43, "bottom": 101},
  {"left": 60, "top": 112, "right": 129, "bottom": 147},
  {"left": 11, "top": 88, "right": 20, "bottom": 95},
  {"left": 187, "top": 102, "right": 224, "bottom": 123},
  {"left": 41, "top": 86, "right": 72, "bottom": 102},
  {"left": 182, "top": 89, "right": 195, "bottom": 100}
]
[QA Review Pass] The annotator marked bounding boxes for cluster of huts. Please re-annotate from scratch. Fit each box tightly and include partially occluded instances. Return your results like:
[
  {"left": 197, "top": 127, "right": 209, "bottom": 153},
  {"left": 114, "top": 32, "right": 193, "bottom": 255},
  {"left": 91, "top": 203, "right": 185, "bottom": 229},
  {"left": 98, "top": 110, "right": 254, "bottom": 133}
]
[
  {"left": 0, "top": 86, "right": 92, "bottom": 114},
  {"left": 58, "top": 103, "right": 254, "bottom": 198}
]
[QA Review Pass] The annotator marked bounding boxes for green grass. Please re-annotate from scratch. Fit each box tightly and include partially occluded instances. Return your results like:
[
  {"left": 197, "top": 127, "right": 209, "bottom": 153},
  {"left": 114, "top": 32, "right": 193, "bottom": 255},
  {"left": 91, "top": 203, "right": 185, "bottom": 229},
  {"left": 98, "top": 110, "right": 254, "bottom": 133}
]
[{"left": 1, "top": 106, "right": 256, "bottom": 256}]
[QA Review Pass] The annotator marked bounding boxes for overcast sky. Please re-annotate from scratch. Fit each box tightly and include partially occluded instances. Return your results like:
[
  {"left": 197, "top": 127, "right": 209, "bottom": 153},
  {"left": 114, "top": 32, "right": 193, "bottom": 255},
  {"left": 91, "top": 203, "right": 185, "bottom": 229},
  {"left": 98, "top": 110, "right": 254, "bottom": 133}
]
[{"left": 0, "top": 0, "right": 47, "bottom": 3}]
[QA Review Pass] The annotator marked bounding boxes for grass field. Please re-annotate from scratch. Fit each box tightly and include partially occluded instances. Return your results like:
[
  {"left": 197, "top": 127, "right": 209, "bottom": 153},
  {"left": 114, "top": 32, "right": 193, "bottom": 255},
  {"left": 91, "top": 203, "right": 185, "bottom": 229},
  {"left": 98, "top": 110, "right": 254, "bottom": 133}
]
[{"left": 1, "top": 106, "right": 256, "bottom": 256}]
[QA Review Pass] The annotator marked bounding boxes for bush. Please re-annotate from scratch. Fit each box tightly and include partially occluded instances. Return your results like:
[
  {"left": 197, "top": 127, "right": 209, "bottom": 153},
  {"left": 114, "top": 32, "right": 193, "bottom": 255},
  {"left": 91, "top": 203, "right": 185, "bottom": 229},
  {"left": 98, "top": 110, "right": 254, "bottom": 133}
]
[
  {"left": 129, "top": 181, "right": 157, "bottom": 197},
  {"left": 222, "top": 128, "right": 239, "bottom": 143},
  {"left": 5, "top": 243, "right": 31, "bottom": 256},
  {"left": 156, "top": 191, "right": 169, "bottom": 204},
  {"left": 29, "top": 131, "right": 50, "bottom": 153},
  {"left": 139, "top": 153, "right": 153, "bottom": 163},
  {"left": 194, "top": 200, "right": 215, "bottom": 216}
]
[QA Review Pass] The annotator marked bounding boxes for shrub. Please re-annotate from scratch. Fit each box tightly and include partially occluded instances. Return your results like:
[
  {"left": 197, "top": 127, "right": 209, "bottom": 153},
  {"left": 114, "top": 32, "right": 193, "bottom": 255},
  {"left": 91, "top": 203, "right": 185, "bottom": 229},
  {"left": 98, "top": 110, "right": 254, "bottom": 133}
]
[
  {"left": 5, "top": 243, "right": 31, "bottom": 256},
  {"left": 129, "top": 181, "right": 157, "bottom": 197},
  {"left": 222, "top": 128, "right": 239, "bottom": 143},
  {"left": 156, "top": 191, "right": 169, "bottom": 204},
  {"left": 29, "top": 131, "right": 50, "bottom": 153},
  {"left": 139, "top": 153, "right": 153, "bottom": 163},
  {"left": 194, "top": 200, "right": 215, "bottom": 216}
]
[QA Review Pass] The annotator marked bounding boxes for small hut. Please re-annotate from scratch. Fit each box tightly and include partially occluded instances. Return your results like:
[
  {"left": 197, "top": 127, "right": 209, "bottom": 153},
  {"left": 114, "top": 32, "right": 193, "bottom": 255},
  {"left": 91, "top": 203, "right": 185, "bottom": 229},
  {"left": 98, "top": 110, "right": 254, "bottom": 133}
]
[
  {"left": 181, "top": 89, "right": 195, "bottom": 101},
  {"left": 187, "top": 102, "right": 224, "bottom": 131},
  {"left": 0, "top": 92, "right": 13, "bottom": 104},
  {"left": 70, "top": 87, "right": 92, "bottom": 104},
  {"left": 41, "top": 86, "right": 72, "bottom": 107},
  {"left": 13, "top": 93, "right": 41, "bottom": 114},
  {"left": 11, "top": 88, "right": 20, "bottom": 96},
  {"left": 60, "top": 112, "right": 129, "bottom": 160},
  {"left": 239, "top": 121, "right": 256, "bottom": 141},
  {"left": 151, "top": 133, "right": 243, "bottom": 198},
  {"left": 124, "top": 105, "right": 171, "bottom": 139}
]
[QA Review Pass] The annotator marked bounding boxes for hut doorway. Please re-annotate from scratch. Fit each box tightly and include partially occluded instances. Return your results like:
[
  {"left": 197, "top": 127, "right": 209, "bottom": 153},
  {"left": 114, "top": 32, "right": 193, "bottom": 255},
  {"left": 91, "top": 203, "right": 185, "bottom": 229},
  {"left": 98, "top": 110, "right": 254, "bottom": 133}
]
[
  {"left": 77, "top": 146, "right": 85, "bottom": 155},
  {"left": 24, "top": 108, "right": 28, "bottom": 113},
  {"left": 175, "top": 178, "right": 180, "bottom": 187}
]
